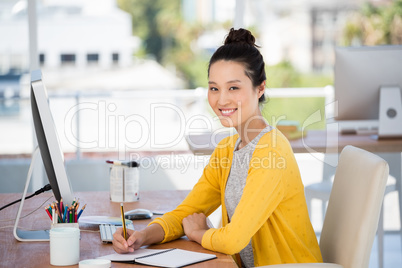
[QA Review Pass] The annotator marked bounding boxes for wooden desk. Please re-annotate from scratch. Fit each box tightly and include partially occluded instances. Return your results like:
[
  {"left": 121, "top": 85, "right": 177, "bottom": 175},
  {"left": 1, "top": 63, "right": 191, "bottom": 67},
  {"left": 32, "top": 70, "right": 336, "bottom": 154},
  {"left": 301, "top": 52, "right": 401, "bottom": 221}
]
[
  {"left": 186, "top": 130, "right": 402, "bottom": 155},
  {"left": 0, "top": 191, "right": 236, "bottom": 268}
]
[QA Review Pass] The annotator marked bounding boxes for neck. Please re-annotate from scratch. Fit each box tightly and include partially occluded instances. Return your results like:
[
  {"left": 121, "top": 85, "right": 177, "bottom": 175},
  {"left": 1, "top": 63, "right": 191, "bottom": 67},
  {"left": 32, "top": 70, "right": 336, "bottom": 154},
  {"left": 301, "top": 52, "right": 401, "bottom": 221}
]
[{"left": 235, "top": 116, "right": 268, "bottom": 149}]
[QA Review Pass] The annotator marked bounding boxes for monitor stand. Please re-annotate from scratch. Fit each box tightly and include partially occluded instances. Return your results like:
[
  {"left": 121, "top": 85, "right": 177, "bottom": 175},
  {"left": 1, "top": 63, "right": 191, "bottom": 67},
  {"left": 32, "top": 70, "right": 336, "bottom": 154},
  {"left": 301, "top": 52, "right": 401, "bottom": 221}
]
[
  {"left": 378, "top": 86, "right": 402, "bottom": 139},
  {"left": 13, "top": 147, "right": 50, "bottom": 242}
]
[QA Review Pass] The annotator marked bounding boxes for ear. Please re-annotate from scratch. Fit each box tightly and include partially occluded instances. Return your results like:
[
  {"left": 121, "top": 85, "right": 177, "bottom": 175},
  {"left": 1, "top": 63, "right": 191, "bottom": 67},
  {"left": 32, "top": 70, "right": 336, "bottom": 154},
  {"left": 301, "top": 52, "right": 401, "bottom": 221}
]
[{"left": 257, "top": 81, "right": 266, "bottom": 99}]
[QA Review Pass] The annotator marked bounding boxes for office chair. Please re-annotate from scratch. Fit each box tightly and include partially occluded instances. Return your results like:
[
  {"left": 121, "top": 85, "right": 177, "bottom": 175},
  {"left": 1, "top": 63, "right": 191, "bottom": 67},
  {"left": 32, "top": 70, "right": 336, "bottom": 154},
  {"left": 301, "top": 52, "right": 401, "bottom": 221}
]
[
  {"left": 305, "top": 153, "right": 401, "bottom": 268},
  {"left": 258, "top": 145, "right": 389, "bottom": 268}
]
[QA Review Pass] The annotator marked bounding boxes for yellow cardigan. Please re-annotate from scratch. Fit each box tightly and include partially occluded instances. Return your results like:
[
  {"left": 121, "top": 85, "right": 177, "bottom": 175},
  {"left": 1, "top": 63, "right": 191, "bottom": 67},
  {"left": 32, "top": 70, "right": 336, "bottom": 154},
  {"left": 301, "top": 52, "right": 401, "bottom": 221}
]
[{"left": 150, "top": 129, "right": 323, "bottom": 266}]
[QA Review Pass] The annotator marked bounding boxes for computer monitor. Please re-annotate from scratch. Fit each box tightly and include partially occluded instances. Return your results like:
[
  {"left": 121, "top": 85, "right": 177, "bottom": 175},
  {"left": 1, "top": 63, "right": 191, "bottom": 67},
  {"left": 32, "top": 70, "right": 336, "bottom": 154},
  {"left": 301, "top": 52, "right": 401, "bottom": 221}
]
[
  {"left": 334, "top": 45, "right": 402, "bottom": 137},
  {"left": 335, "top": 45, "right": 402, "bottom": 121},
  {"left": 13, "top": 70, "right": 74, "bottom": 241},
  {"left": 30, "top": 70, "right": 74, "bottom": 205}
]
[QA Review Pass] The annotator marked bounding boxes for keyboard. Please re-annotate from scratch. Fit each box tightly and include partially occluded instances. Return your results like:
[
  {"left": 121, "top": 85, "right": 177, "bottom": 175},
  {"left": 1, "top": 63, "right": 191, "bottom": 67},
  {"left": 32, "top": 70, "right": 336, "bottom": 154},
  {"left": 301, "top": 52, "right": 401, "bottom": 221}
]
[{"left": 99, "top": 223, "right": 135, "bottom": 243}]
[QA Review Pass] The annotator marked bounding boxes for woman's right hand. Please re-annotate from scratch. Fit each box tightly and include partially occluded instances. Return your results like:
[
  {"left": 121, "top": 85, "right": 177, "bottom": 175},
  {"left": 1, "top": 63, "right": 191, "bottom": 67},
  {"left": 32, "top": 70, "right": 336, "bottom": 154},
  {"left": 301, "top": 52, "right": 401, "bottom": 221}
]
[{"left": 112, "top": 227, "right": 145, "bottom": 253}]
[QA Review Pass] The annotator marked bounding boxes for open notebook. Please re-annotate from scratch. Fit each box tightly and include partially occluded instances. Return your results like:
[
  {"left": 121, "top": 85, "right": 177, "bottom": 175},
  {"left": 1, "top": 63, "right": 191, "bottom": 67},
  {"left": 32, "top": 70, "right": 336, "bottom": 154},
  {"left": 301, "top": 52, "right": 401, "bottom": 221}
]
[{"left": 98, "top": 248, "right": 216, "bottom": 268}]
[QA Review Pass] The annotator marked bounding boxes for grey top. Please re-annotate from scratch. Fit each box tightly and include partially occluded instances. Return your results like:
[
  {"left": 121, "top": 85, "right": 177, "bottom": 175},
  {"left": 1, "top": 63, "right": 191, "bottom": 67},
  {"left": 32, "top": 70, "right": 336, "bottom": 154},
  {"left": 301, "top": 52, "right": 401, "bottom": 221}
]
[{"left": 224, "top": 125, "right": 273, "bottom": 268}]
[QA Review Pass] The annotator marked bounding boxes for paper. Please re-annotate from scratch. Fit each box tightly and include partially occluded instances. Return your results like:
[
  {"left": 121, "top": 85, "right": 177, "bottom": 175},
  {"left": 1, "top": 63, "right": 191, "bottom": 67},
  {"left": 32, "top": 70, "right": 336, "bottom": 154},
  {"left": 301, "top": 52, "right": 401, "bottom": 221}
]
[{"left": 98, "top": 248, "right": 216, "bottom": 268}]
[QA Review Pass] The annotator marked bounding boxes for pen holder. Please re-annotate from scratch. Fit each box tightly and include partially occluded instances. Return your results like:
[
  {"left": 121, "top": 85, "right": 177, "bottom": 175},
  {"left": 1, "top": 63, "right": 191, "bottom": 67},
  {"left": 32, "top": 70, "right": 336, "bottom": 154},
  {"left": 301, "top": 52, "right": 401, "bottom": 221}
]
[
  {"left": 110, "top": 165, "right": 140, "bottom": 202},
  {"left": 50, "top": 227, "right": 80, "bottom": 266}
]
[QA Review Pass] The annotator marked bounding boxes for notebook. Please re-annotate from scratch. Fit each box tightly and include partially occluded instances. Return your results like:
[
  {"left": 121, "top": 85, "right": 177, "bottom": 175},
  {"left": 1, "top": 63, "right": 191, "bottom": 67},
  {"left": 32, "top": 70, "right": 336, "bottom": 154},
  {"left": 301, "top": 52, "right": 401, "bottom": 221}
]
[{"left": 98, "top": 248, "right": 216, "bottom": 268}]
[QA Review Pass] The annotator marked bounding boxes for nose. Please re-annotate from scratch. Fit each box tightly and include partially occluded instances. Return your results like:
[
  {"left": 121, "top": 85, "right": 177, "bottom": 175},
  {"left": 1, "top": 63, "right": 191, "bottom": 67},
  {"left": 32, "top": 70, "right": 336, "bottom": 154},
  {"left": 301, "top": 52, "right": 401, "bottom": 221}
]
[{"left": 217, "top": 90, "right": 230, "bottom": 106}]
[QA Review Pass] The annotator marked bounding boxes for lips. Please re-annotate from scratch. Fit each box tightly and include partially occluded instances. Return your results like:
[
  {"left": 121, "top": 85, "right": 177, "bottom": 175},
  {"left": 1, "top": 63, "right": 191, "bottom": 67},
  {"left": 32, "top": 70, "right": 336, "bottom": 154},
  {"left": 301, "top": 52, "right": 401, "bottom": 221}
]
[{"left": 219, "top": 108, "right": 237, "bottom": 116}]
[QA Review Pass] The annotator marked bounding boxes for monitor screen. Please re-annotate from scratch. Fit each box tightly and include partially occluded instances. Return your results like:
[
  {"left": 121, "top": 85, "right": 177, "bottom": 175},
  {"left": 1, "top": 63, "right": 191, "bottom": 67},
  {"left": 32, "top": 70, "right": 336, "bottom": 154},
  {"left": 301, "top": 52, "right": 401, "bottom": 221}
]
[
  {"left": 334, "top": 45, "right": 402, "bottom": 121},
  {"left": 30, "top": 70, "right": 74, "bottom": 205}
]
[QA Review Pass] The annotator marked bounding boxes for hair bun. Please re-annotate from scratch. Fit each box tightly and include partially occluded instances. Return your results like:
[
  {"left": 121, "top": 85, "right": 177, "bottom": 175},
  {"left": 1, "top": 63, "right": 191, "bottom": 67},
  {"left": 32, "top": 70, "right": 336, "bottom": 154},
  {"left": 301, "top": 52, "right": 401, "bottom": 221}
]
[{"left": 224, "top": 28, "right": 258, "bottom": 47}]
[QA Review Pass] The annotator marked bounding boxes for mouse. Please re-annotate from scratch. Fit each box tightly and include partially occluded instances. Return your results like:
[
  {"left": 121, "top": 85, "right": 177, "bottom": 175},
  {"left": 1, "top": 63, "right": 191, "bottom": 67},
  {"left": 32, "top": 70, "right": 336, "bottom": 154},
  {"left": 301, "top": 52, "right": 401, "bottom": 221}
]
[{"left": 124, "top": 208, "right": 153, "bottom": 220}]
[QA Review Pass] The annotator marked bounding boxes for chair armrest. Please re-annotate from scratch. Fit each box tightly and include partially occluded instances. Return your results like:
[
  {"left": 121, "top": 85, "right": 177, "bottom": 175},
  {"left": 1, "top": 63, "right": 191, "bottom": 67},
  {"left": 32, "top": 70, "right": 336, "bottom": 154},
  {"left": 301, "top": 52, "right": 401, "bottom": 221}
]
[{"left": 256, "top": 263, "right": 343, "bottom": 268}]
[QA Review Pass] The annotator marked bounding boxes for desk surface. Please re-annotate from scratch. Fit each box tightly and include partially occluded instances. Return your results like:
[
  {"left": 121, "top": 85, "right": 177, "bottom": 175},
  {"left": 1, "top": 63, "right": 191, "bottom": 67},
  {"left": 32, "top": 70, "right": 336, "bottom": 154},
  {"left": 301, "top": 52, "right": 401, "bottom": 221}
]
[
  {"left": 186, "top": 130, "right": 402, "bottom": 155},
  {"left": 0, "top": 191, "right": 236, "bottom": 268}
]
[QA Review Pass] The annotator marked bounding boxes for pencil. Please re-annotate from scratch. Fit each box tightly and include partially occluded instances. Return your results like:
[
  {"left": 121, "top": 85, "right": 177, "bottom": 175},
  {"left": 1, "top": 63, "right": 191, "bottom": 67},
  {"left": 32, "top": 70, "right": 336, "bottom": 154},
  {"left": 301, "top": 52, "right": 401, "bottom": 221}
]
[
  {"left": 74, "top": 201, "right": 80, "bottom": 211},
  {"left": 47, "top": 204, "right": 52, "bottom": 215},
  {"left": 52, "top": 204, "right": 56, "bottom": 224},
  {"left": 66, "top": 208, "right": 69, "bottom": 223},
  {"left": 45, "top": 206, "right": 52, "bottom": 220},
  {"left": 55, "top": 200, "right": 60, "bottom": 215},
  {"left": 77, "top": 204, "right": 86, "bottom": 220},
  {"left": 60, "top": 198, "right": 63, "bottom": 215},
  {"left": 54, "top": 202, "right": 62, "bottom": 223},
  {"left": 69, "top": 207, "right": 73, "bottom": 223},
  {"left": 63, "top": 205, "right": 68, "bottom": 223},
  {"left": 120, "top": 203, "right": 127, "bottom": 240}
]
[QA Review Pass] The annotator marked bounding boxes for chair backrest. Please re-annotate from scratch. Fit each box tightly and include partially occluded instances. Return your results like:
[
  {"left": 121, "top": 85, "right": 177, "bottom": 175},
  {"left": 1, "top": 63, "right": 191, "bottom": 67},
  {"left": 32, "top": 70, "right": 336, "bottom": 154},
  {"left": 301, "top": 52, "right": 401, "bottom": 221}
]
[{"left": 319, "top": 145, "right": 389, "bottom": 268}]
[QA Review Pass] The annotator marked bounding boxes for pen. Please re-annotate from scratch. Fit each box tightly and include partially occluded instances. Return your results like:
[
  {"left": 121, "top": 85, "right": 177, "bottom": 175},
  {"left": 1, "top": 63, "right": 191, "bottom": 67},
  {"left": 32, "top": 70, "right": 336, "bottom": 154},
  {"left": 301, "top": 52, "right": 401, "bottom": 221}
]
[
  {"left": 120, "top": 203, "right": 127, "bottom": 240},
  {"left": 106, "top": 160, "right": 139, "bottom": 168}
]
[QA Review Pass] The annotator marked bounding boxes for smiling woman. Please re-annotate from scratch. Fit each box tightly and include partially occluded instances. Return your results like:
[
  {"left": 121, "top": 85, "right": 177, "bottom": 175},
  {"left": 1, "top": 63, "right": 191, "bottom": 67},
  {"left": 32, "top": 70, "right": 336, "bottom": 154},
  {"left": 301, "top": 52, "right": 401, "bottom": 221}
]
[
  {"left": 207, "top": 60, "right": 265, "bottom": 144},
  {"left": 112, "top": 28, "right": 323, "bottom": 268}
]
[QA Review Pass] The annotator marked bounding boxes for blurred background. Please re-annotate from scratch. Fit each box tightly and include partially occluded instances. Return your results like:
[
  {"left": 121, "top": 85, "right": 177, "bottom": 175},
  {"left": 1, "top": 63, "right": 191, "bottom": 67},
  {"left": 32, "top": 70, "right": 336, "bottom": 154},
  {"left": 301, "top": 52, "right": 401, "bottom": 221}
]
[{"left": 0, "top": 1, "right": 402, "bottom": 266}]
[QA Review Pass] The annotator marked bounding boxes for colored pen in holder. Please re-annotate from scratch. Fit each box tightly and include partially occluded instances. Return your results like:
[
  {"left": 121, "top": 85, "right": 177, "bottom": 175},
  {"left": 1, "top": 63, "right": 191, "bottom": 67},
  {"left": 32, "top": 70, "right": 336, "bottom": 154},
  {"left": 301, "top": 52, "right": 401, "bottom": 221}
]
[{"left": 45, "top": 197, "right": 86, "bottom": 227}]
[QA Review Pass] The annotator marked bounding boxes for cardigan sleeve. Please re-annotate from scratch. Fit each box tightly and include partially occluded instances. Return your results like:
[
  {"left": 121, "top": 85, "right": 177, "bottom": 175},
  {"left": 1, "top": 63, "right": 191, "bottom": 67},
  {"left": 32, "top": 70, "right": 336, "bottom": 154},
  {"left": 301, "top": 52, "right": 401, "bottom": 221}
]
[
  {"left": 201, "top": 144, "right": 287, "bottom": 255},
  {"left": 148, "top": 137, "right": 232, "bottom": 243}
]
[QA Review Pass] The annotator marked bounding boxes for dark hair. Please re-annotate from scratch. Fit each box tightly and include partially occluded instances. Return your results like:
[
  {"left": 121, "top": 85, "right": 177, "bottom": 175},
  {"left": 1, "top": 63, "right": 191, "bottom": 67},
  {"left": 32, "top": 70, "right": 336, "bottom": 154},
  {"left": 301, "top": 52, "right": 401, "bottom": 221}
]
[{"left": 208, "top": 28, "right": 266, "bottom": 103}]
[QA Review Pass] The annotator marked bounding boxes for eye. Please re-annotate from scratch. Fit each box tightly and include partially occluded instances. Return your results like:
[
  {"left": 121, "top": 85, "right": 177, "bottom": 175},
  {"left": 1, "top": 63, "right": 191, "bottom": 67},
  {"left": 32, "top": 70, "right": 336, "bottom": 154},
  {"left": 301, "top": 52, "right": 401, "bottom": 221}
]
[
  {"left": 229, "top": 86, "right": 239, "bottom": 90},
  {"left": 209, "top": 87, "right": 218, "bottom": 91}
]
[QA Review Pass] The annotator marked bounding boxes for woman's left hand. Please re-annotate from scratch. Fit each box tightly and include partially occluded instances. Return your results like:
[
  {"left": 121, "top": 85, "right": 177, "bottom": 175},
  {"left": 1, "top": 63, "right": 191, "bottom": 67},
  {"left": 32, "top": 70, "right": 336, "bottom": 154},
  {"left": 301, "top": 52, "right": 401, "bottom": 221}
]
[{"left": 182, "top": 213, "right": 210, "bottom": 244}]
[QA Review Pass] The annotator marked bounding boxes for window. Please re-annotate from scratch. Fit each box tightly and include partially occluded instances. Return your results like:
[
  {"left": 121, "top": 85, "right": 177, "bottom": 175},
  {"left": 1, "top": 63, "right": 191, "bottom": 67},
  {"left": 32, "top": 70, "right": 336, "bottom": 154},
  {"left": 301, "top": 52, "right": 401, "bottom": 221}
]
[
  {"left": 60, "top": 54, "right": 76, "bottom": 65},
  {"left": 87, "top": 53, "right": 99, "bottom": 64},
  {"left": 39, "top": 54, "right": 45, "bottom": 66},
  {"left": 112, "top": 53, "right": 119, "bottom": 64}
]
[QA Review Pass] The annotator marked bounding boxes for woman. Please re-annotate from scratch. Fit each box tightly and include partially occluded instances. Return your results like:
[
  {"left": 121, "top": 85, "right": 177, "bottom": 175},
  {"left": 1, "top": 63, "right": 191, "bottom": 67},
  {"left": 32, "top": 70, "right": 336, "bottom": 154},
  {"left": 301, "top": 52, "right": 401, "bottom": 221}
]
[{"left": 113, "top": 28, "right": 322, "bottom": 267}]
